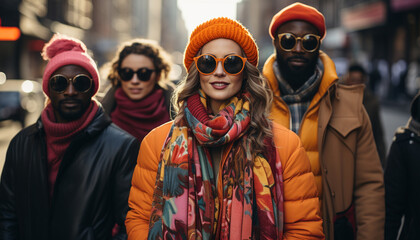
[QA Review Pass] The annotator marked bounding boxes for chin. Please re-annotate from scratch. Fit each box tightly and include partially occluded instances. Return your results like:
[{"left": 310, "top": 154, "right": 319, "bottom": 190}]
[{"left": 289, "top": 64, "right": 307, "bottom": 73}]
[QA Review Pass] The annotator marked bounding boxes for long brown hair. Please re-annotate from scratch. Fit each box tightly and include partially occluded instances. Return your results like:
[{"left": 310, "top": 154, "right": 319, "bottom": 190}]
[{"left": 107, "top": 38, "right": 172, "bottom": 89}]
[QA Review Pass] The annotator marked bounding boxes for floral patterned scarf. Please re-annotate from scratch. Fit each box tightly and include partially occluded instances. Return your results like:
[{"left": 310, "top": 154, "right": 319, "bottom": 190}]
[{"left": 148, "top": 90, "right": 284, "bottom": 240}]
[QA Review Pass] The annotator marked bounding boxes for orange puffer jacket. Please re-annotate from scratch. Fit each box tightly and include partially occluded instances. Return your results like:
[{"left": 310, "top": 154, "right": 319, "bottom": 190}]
[
  {"left": 125, "top": 121, "right": 325, "bottom": 240},
  {"left": 262, "top": 51, "right": 339, "bottom": 209}
]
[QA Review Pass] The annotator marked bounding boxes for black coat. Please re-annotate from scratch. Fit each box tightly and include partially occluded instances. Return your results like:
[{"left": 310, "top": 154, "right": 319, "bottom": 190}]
[
  {"left": 385, "top": 128, "right": 420, "bottom": 240},
  {"left": 0, "top": 107, "right": 140, "bottom": 240}
]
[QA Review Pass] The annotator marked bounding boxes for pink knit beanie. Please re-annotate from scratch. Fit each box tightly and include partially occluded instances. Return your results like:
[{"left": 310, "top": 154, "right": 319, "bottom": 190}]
[{"left": 41, "top": 34, "right": 99, "bottom": 97}]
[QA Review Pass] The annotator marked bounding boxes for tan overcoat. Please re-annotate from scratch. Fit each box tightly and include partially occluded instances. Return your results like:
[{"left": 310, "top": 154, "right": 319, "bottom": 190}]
[{"left": 263, "top": 51, "right": 385, "bottom": 239}]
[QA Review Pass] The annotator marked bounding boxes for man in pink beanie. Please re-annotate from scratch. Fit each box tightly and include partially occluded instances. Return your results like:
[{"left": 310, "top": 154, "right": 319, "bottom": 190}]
[
  {"left": 262, "top": 2, "right": 385, "bottom": 239},
  {"left": 0, "top": 34, "right": 140, "bottom": 239}
]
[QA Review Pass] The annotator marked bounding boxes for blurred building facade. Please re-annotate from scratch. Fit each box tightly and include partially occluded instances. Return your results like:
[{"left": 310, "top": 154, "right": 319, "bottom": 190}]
[
  {"left": 237, "top": 0, "right": 420, "bottom": 85},
  {"left": 0, "top": 0, "right": 188, "bottom": 83}
]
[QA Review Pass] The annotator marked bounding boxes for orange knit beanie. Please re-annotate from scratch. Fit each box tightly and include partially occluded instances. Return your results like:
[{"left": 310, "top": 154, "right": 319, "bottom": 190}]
[
  {"left": 269, "top": 2, "right": 326, "bottom": 40},
  {"left": 184, "top": 17, "right": 258, "bottom": 72}
]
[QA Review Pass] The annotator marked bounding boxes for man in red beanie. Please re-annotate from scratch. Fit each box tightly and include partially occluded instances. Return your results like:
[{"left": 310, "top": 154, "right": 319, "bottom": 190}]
[
  {"left": 0, "top": 34, "right": 139, "bottom": 239},
  {"left": 262, "top": 3, "right": 385, "bottom": 239}
]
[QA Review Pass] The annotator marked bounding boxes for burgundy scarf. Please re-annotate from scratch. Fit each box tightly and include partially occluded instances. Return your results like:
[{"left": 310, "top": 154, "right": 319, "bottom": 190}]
[
  {"left": 111, "top": 87, "right": 170, "bottom": 142},
  {"left": 41, "top": 101, "right": 98, "bottom": 199}
]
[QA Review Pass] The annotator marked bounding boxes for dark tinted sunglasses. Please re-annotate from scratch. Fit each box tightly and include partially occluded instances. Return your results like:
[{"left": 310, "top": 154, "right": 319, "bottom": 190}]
[
  {"left": 277, "top": 33, "right": 321, "bottom": 52},
  {"left": 49, "top": 74, "right": 93, "bottom": 93},
  {"left": 118, "top": 68, "right": 155, "bottom": 81},
  {"left": 193, "top": 54, "right": 247, "bottom": 75}
]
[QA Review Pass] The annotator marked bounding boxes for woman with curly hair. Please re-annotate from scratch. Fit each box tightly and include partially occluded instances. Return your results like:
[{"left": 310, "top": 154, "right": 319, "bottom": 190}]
[
  {"left": 101, "top": 38, "right": 175, "bottom": 142},
  {"left": 125, "top": 17, "right": 324, "bottom": 240}
]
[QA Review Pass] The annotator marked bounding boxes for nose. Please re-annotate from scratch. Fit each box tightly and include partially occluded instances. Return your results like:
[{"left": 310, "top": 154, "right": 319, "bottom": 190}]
[
  {"left": 130, "top": 74, "right": 141, "bottom": 84},
  {"left": 214, "top": 61, "right": 226, "bottom": 77},
  {"left": 64, "top": 82, "right": 77, "bottom": 96},
  {"left": 293, "top": 40, "right": 305, "bottom": 53}
]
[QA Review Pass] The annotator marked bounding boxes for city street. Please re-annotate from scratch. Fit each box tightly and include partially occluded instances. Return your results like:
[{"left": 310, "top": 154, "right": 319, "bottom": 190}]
[
  {"left": 381, "top": 102, "right": 412, "bottom": 153},
  {"left": 0, "top": 102, "right": 412, "bottom": 176}
]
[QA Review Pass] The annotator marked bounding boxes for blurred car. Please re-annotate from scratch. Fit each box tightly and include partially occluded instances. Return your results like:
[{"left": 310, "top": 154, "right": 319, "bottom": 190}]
[{"left": 0, "top": 78, "right": 44, "bottom": 128}]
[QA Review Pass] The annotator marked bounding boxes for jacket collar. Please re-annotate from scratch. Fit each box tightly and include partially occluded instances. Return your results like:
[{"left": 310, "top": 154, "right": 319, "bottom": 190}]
[
  {"left": 35, "top": 105, "right": 111, "bottom": 138},
  {"left": 263, "top": 50, "right": 339, "bottom": 105}
]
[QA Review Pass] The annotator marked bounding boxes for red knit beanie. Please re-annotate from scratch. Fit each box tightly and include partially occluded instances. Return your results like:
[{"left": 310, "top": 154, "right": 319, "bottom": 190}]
[
  {"left": 269, "top": 2, "right": 326, "bottom": 40},
  {"left": 184, "top": 17, "right": 258, "bottom": 72},
  {"left": 41, "top": 34, "right": 99, "bottom": 97}
]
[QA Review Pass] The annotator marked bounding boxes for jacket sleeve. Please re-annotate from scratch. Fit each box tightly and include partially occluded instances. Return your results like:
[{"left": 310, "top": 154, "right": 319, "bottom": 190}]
[
  {"left": 112, "top": 137, "right": 140, "bottom": 240},
  {"left": 353, "top": 109, "right": 385, "bottom": 240},
  {"left": 384, "top": 137, "right": 406, "bottom": 240},
  {"left": 274, "top": 124, "right": 324, "bottom": 240},
  {"left": 125, "top": 123, "right": 170, "bottom": 240},
  {"left": 0, "top": 138, "right": 19, "bottom": 239}
]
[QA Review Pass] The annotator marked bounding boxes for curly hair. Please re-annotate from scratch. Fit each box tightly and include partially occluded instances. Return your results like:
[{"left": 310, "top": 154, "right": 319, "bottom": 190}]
[
  {"left": 172, "top": 57, "right": 273, "bottom": 156},
  {"left": 107, "top": 38, "right": 172, "bottom": 88}
]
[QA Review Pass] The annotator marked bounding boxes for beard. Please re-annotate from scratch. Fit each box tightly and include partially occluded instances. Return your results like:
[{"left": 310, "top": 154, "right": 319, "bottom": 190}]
[
  {"left": 276, "top": 50, "right": 319, "bottom": 90},
  {"left": 55, "top": 99, "right": 90, "bottom": 122},
  {"left": 57, "top": 108, "right": 84, "bottom": 121}
]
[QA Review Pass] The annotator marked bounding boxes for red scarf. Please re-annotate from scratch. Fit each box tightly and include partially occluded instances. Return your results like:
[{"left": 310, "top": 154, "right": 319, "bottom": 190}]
[
  {"left": 41, "top": 101, "right": 98, "bottom": 199},
  {"left": 111, "top": 87, "right": 170, "bottom": 142}
]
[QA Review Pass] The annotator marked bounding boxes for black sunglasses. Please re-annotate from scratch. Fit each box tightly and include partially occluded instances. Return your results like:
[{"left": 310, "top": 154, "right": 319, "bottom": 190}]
[
  {"left": 118, "top": 68, "right": 156, "bottom": 81},
  {"left": 193, "top": 54, "right": 247, "bottom": 75},
  {"left": 49, "top": 74, "right": 93, "bottom": 93},
  {"left": 277, "top": 33, "right": 321, "bottom": 52}
]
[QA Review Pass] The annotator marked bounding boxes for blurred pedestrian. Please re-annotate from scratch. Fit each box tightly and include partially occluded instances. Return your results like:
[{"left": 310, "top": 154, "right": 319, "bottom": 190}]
[
  {"left": 342, "top": 63, "right": 387, "bottom": 167},
  {"left": 385, "top": 90, "right": 420, "bottom": 240},
  {"left": 101, "top": 38, "right": 175, "bottom": 143},
  {"left": 125, "top": 17, "right": 324, "bottom": 239},
  {"left": 406, "top": 56, "right": 420, "bottom": 98},
  {"left": 0, "top": 34, "right": 139, "bottom": 239},
  {"left": 370, "top": 58, "right": 391, "bottom": 100},
  {"left": 263, "top": 3, "right": 385, "bottom": 239},
  {"left": 369, "top": 59, "right": 384, "bottom": 95},
  {"left": 390, "top": 59, "right": 408, "bottom": 101}
]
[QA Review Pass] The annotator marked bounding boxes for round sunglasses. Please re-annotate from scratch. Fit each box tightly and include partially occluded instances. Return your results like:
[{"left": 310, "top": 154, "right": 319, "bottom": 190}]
[
  {"left": 49, "top": 74, "right": 93, "bottom": 93},
  {"left": 118, "top": 67, "right": 155, "bottom": 81},
  {"left": 277, "top": 33, "right": 321, "bottom": 52},
  {"left": 193, "top": 54, "right": 247, "bottom": 75}
]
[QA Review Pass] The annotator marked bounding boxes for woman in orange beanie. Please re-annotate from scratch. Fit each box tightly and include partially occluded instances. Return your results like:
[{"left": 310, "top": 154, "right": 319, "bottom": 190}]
[{"left": 125, "top": 17, "right": 324, "bottom": 240}]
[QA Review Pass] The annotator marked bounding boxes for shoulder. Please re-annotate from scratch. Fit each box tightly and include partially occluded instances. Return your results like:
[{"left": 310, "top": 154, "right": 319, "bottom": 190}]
[
  {"left": 393, "top": 127, "right": 417, "bottom": 143},
  {"left": 328, "top": 83, "right": 368, "bottom": 134},
  {"left": 271, "top": 122, "right": 301, "bottom": 148},
  {"left": 137, "top": 121, "right": 173, "bottom": 172},
  {"left": 106, "top": 123, "right": 136, "bottom": 139},
  {"left": 142, "top": 121, "right": 173, "bottom": 146},
  {"left": 98, "top": 122, "right": 139, "bottom": 148},
  {"left": 138, "top": 121, "right": 173, "bottom": 160},
  {"left": 270, "top": 122, "right": 306, "bottom": 165},
  {"left": 9, "top": 123, "right": 39, "bottom": 144},
  {"left": 334, "top": 83, "right": 365, "bottom": 110}
]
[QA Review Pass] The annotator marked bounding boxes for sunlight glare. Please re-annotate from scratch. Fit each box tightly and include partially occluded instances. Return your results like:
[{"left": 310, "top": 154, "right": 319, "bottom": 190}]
[{"left": 177, "top": 0, "right": 242, "bottom": 34}]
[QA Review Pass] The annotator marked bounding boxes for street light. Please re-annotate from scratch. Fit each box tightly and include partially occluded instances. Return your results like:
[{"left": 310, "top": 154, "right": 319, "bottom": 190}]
[{"left": 0, "top": 18, "right": 21, "bottom": 41}]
